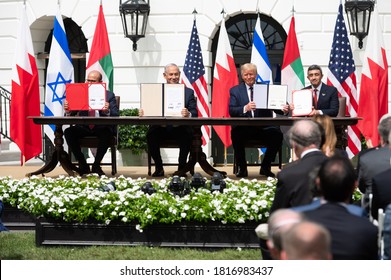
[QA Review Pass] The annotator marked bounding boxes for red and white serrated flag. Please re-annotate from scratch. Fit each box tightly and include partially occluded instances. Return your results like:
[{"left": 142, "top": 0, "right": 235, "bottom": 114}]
[
  {"left": 11, "top": 4, "right": 42, "bottom": 165},
  {"left": 358, "top": 7, "right": 388, "bottom": 147},
  {"left": 211, "top": 16, "right": 238, "bottom": 148}
]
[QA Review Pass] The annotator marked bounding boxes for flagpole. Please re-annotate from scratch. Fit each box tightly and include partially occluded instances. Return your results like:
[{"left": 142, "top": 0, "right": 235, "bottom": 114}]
[{"left": 224, "top": 147, "right": 227, "bottom": 166}]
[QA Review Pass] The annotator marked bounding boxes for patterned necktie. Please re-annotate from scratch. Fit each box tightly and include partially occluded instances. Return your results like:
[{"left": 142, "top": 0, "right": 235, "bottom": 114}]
[
  {"left": 313, "top": 89, "right": 318, "bottom": 109},
  {"left": 249, "top": 87, "right": 254, "bottom": 101}
]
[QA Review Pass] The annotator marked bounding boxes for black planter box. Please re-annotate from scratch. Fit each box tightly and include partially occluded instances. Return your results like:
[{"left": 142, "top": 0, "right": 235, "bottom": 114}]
[
  {"left": 35, "top": 219, "right": 260, "bottom": 248},
  {"left": 2, "top": 205, "right": 36, "bottom": 230}
]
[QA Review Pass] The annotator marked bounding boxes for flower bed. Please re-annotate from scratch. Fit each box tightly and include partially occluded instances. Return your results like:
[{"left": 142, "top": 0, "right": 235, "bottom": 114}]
[{"left": 0, "top": 175, "right": 277, "bottom": 230}]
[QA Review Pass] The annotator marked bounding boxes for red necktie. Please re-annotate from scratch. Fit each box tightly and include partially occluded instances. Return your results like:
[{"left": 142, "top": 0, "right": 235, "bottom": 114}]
[
  {"left": 313, "top": 89, "right": 318, "bottom": 109},
  {"left": 89, "top": 110, "right": 95, "bottom": 129}
]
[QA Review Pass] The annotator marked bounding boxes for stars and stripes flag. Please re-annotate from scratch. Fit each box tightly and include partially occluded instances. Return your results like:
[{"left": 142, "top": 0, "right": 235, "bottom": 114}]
[
  {"left": 44, "top": 9, "right": 74, "bottom": 144},
  {"left": 251, "top": 14, "right": 273, "bottom": 84},
  {"left": 357, "top": 7, "right": 388, "bottom": 147},
  {"left": 327, "top": 3, "right": 361, "bottom": 157},
  {"left": 211, "top": 16, "right": 238, "bottom": 147},
  {"left": 11, "top": 4, "right": 42, "bottom": 165},
  {"left": 182, "top": 19, "right": 210, "bottom": 146},
  {"left": 86, "top": 3, "right": 113, "bottom": 92}
]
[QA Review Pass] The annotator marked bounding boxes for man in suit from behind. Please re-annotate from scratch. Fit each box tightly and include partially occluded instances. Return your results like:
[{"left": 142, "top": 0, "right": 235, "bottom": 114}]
[
  {"left": 302, "top": 64, "right": 339, "bottom": 117},
  {"left": 140, "top": 63, "right": 198, "bottom": 177},
  {"left": 371, "top": 129, "right": 391, "bottom": 220},
  {"left": 270, "top": 120, "right": 327, "bottom": 212},
  {"left": 304, "top": 156, "right": 378, "bottom": 260},
  {"left": 357, "top": 114, "right": 391, "bottom": 204},
  {"left": 229, "top": 63, "right": 289, "bottom": 178}
]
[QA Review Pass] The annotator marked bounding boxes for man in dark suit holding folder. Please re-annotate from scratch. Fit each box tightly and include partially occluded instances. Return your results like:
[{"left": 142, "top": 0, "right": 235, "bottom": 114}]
[
  {"left": 64, "top": 70, "right": 119, "bottom": 176},
  {"left": 229, "top": 63, "right": 289, "bottom": 178},
  {"left": 140, "top": 63, "right": 198, "bottom": 177}
]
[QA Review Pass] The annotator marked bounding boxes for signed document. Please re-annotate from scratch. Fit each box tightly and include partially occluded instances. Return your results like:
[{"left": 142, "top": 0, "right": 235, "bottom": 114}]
[
  {"left": 292, "top": 89, "right": 313, "bottom": 116},
  {"left": 66, "top": 83, "right": 106, "bottom": 110},
  {"left": 164, "top": 84, "right": 185, "bottom": 116},
  {"left": 268, "top": 85, "right": 288, "bottom": 109},
  {"left": 140, "top": 83, "right": 185, "bottom": 116},
  {"left": 253, "top": 84, "right": 287, "bottom": 110}
]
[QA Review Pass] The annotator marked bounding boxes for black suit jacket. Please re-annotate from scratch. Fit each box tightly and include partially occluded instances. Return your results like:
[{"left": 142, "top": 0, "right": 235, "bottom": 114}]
[
  {"left": 69, "top": 90, "right": 119, "bottom": 134},
  {"left": 304, "top": 82, "right": 339, "bottom": 116},
  {"left": 304, "top": 203, "right": 378, "bottom": 260},
  {"left": 229, "top": 83, "right": 284, "bottom": 121},
  {"left": 372, "top": 168, "right": 391, "bottom": 220},
  {"left": 270, "top": 150, "right": 327, "bottom": 212}
]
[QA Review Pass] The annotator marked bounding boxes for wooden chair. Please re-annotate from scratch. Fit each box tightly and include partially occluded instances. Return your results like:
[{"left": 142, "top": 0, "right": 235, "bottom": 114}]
[
  {"left": 233, "top": 141, "right": 283, "bottom": 174},
  {"left": 337, "top": 97, "right": 346, "bottom": 117},
  {"left": 69, "top": 96, "right": 120, "bottom": 175}
]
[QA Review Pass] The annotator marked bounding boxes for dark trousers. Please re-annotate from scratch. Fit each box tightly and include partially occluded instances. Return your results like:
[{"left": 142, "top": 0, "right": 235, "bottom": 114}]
[
  {"left": 64, "top": 125, "right": 112, "bottom": 167},
  {"left": 231, "top": 125, "right": 282, "bottom": 171},
  {"left": 147, "top": 125, "right": 193, "bottom": 170}
]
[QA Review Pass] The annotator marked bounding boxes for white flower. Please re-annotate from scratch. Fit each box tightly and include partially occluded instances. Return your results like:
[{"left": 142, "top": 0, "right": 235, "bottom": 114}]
[{"left": 181, "top": 212, "right": 186, "bottom": 218}]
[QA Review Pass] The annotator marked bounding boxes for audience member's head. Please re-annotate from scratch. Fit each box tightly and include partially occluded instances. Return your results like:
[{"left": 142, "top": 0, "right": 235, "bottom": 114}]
[
  {"left": 266, "top": 209, "right": 304, "bottom": 259},
  {"left": 317, "top": 156, "right": 356, "bottom": 203},
  {"left": 378, "top": 114, "right": 391, "bottom": 146},
  {"left": 312, "top": 115, "right": 337, "bottom": 156},
  {"left": 281, "top": 221, "right": 332, "bottom": 260},
  {"left": 289, "top": 120, "right": 322, "bottom": 159}
]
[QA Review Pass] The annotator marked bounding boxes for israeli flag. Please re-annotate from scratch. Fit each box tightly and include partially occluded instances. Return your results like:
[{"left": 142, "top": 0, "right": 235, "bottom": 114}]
[
  {"left": 44, "top": 10, "right": 74, "bottom": 144},
  {"left": 251, "top": 15, "right": 273, "bottom": 84}
]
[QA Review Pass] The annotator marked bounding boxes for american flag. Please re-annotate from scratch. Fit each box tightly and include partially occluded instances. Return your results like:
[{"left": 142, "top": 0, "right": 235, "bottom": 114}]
[
  {"left": 182, "top": 19, "right": 210, "bottom": 145},
  {"left": 327, "top": 3, "right": 361, "bottom": 157}
]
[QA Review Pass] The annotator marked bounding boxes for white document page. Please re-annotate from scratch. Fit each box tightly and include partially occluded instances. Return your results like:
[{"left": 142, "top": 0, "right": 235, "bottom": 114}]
[
  {"left": 140, "top": 83, "right": 163, "bottom": 116},
  {"left": 253, "top": 84, "right": 268, "bottom": 109},
  {"left": 88, "top": 83, "right": 106, "bottom": 110},
  {"left": 292, "top": 89, "right": 313, "bottom": 116},
  {"left": 164, "top": 84, "right": 185, "bottom": 116},
  {"left": 268, "top": 85, "right": 287, "bottom": 110}
]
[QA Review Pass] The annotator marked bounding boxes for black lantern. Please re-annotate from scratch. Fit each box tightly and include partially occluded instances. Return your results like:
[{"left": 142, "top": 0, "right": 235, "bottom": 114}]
[
  {"left": 345, "top": 0, "right": 375, "bottom": 49},
  {"left": 119, "top": 0, "right": 150, "bottom": 51}
]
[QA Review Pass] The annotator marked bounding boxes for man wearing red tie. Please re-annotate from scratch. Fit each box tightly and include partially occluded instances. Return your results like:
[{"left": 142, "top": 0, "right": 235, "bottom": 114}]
[{"left": 304, "top": 64, "right": 339, "bottom": 117}]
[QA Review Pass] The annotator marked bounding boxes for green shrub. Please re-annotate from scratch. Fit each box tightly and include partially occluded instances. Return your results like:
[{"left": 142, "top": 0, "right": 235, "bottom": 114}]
[{"left": 117, "top": 108, "right": 148, "bottom": 154}]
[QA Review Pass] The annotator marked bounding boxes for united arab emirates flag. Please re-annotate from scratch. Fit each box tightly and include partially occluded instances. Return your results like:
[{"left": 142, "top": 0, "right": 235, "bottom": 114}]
[{"left": 86, "top": 3, "right": 113, "bottom": 91}]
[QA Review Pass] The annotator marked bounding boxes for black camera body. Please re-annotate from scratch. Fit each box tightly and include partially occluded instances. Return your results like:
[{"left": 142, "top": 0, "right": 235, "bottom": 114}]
[
  {"left": 169, "top": 176, "right": 190, "bottom": 196},
  {"left": 210, "top": 172, "right": 226, "bottom": 192},
  {"left": 190, "top": 172, "right": 206, "bottom": 190},
  {"left": 141, "top": 181, "right": 156, "bottom": 195}
]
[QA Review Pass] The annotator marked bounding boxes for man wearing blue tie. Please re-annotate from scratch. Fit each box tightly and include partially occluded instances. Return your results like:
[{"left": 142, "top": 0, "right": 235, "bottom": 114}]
[{"left": 229, "top": 63, "right": 289, "bottom": 178}]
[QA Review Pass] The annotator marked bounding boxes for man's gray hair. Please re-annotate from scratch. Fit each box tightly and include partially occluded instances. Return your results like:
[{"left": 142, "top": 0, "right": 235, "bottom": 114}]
[
  {"left": 164, "top": 63, "right": 179, "bottom": 73},
  {"left": 378, "top": 114, "right": 391, "bottom": 144},
  {"left": 289, "top": 120, "right": 322, "bottom": 148}
]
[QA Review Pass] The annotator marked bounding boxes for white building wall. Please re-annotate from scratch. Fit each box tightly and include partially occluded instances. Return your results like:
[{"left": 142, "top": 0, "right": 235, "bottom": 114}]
[{"left": 1, "top": 0, "right": 391, "bottom": 161}]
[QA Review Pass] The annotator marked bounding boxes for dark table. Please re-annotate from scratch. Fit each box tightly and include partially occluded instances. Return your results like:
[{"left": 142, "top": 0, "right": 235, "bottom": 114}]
[{"left": 30, "top": 116, "right": 360, "bottom": 177}]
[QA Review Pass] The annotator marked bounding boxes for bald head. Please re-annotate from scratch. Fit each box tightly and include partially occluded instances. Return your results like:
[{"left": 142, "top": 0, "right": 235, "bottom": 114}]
[{"left": 281, "top": 221, "right": 332, "bottom": 260}]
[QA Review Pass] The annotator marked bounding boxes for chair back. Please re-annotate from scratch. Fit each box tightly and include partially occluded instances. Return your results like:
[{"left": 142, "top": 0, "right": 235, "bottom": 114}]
[{"left": 337, "top": 97, "right": 346, "bottom": 117}]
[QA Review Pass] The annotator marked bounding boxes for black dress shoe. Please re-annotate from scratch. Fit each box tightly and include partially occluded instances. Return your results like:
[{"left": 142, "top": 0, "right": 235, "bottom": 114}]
[
  {"left": 235, "top": 167, "right": 248, "bottom": 178},
  {"left": 78, "top": 164, "right": 90, "bottom": 176},
  {"left": 152, "top": 168, "right": 164, "bottom": 177},
  {"left": 92, "top": 165, "right": 105, "bottom": 176},
  {"left": 259, "top": 168, "right": 275, "bottom": 178}
]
